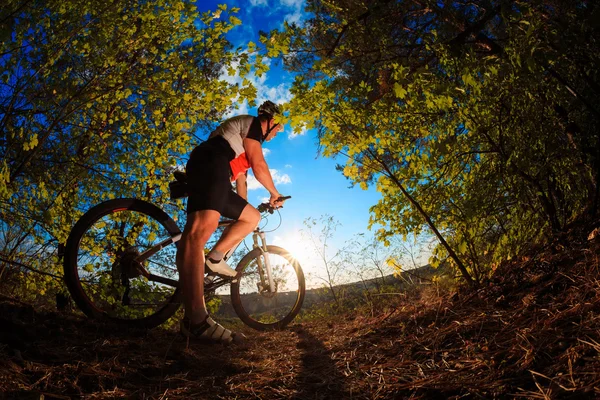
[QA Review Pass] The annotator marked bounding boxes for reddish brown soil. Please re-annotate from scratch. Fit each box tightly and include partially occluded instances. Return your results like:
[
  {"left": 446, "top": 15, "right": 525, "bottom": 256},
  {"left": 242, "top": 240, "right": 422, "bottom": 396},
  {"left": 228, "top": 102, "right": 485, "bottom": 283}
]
[{"left": 1, "top": 224, "right": 600, "bottom": 399}]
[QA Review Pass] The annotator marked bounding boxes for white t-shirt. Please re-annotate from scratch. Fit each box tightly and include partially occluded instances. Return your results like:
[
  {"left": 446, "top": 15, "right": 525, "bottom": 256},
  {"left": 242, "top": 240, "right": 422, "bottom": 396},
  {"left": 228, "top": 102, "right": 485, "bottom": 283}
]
[{"left": 209, "top": 115, "right": 263, "bottom": 181}]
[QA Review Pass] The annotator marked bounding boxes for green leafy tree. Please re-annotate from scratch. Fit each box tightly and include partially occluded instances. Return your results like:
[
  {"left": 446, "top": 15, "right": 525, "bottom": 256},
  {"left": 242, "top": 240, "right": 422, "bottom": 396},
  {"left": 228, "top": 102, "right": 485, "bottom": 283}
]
[
  {"left": 344, "top": 233, "right": 400, "bottom": 291},
  {"left": 270, "top": 0, "right": 599, "bottom": 284},
  {"left": 0, "top": 1, "right": 259, "bottom": 297}
]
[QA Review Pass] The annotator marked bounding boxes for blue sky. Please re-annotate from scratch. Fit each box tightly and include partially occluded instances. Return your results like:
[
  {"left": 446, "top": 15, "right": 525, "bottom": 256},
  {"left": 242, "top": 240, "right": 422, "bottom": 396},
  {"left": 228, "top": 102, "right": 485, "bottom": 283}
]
[{"left": 195, "top": 1, "right": 385, "bottom": 277}]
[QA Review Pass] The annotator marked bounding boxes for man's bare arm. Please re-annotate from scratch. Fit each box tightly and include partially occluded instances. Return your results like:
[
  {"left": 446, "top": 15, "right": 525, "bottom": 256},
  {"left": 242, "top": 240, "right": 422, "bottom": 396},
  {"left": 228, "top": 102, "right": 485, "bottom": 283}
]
[
  {"left": 236, "top": 174, "right": 248, "bottom": 200},
  {"left": 243, "top": 138, "right": 279, "bottom": 197}
]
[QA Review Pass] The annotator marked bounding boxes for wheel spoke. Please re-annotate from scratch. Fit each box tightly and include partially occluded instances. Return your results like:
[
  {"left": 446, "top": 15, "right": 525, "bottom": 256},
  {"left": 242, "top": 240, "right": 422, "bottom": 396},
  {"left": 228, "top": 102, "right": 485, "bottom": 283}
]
[
  {"left": 64, "top": 199, "right": 182, "bottom": 328},
  {"left": 231, "top": 246, "right": 305, "bottom": 330}
]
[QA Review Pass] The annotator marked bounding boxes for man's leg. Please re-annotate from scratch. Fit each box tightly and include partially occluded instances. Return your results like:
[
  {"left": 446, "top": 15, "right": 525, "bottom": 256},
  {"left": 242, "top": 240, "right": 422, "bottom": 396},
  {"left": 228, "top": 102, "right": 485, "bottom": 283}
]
[
  {"left": 175, "top": 209, "right": 220, "bottom": 324},
  {"left": 211, "top": 204, "right": 260, "bottom": 255}
]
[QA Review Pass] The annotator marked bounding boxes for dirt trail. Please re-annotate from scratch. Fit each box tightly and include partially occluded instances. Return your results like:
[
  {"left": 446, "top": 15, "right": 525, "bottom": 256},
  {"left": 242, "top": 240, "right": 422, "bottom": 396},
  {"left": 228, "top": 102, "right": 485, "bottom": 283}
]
[
  {"left": 2, "top": 224, "right": 600, "bottom": 399},
  {"left": 0, "top": 301, "right": 352, "bottom": 399}
]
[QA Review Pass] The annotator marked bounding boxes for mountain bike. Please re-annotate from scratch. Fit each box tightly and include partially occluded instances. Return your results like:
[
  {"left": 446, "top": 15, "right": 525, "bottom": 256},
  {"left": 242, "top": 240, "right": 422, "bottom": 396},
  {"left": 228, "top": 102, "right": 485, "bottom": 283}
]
[{"left": 62, "top": 171, "right": 305, "bottom": 331}]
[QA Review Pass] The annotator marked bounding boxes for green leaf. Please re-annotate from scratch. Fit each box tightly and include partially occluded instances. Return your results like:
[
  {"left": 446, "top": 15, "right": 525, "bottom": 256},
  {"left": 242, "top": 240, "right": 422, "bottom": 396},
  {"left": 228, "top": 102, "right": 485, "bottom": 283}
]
[
  {"left": 462, "top": 74, "right": 477, "bottom": 88},
  {"left": 393, "top": 83, "right": 407, "bottom": 99}
]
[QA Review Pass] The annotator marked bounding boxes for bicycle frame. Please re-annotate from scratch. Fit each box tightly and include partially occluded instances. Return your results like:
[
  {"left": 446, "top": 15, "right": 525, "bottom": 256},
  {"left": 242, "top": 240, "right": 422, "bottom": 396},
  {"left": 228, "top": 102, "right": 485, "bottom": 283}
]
[{"left": 131, "top": 218, "right": 275, "bottom": 293}]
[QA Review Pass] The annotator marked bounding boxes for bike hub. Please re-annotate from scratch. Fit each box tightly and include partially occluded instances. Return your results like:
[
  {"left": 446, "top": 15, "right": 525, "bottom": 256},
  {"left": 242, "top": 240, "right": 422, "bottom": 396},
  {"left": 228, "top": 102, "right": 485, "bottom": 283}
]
[
  {"left": 112, "top": 248, "right": 144, "bottom": 280},
  {"left": 257, "top": 282, "right": 278, "bottom": 298}
]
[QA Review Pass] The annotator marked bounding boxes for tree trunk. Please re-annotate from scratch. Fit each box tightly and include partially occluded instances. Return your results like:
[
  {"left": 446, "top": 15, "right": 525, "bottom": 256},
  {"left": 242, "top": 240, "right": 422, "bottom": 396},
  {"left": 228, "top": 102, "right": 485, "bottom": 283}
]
[{"left": 370, "top": 150, "right": 476, "bottom": 286}]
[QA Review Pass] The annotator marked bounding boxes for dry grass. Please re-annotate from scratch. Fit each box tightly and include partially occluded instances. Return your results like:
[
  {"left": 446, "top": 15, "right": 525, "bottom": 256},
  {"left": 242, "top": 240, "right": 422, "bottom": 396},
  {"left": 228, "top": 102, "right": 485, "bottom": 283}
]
[{"left": 2, "top": 223, "right": 600, "bottom": 399}]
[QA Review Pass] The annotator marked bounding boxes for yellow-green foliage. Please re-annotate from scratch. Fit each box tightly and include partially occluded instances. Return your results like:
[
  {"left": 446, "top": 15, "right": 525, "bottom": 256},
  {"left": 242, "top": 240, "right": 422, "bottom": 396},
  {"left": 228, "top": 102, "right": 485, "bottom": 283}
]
[
  {"left": 272, "top": 0, "right": 599, "bottom": 283},
  {"left": 0, "top": 1, "right": 266, "bottom": 296}
]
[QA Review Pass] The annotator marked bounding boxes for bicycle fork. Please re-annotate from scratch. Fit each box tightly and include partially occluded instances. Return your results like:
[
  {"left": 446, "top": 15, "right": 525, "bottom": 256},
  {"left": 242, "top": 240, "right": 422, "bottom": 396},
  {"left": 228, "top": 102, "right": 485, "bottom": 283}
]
[{"left": 253, "top": 230, "right": 275, "bottom": 293}]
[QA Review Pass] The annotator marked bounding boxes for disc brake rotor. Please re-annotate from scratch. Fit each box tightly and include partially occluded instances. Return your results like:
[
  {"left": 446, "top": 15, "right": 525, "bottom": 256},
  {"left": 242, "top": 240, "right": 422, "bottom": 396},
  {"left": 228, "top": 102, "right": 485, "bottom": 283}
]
[
  {"left": 257, "top": 281, "right": 278, "bottom": 298},
  {"left": 112, "top": 248, "right": 144, "bottom": 281}
]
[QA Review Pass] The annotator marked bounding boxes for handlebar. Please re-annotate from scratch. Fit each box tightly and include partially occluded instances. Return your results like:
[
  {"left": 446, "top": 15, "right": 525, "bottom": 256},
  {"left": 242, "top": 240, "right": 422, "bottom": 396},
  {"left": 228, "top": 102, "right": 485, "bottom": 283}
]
[{"left": 257, "top": 196, "right": 291, "bottom": 214}]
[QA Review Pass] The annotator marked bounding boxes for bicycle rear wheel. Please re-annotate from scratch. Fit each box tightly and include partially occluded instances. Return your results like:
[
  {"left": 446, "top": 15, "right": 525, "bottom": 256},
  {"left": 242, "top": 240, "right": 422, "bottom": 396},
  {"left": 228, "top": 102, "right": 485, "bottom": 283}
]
[
  {"left": 230, "top": 245, "right": 305, "bottom": 330},
  {"left": 63, "top": 198, "right": 182, "bottom": 329}
]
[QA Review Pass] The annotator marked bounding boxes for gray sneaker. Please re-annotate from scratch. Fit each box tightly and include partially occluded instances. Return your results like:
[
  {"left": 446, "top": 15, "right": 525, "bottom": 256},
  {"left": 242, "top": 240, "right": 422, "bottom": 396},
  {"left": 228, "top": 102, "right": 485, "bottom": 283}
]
[{"left": 205, "top": 257, "right": 237, "bottom": 277}]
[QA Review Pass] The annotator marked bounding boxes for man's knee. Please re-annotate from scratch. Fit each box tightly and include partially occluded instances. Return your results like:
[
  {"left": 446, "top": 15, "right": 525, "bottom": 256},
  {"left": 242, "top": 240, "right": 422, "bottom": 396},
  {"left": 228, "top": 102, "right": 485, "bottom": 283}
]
[
  {"left": 184, "top": 212, "right": 220, "bottom": 244},
  {"left": 240, "top": 205, "right": 261, "bottom": 228},
  {"left": 185, "top": 228, "right": 214, "bottom": 245}
]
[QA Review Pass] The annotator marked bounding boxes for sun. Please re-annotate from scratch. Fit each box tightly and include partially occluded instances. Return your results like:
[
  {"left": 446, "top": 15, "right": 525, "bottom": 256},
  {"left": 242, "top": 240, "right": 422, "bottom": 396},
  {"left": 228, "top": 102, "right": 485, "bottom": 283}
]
[{"left": 271, "top": 231, "right": 315, "bottom": 272}]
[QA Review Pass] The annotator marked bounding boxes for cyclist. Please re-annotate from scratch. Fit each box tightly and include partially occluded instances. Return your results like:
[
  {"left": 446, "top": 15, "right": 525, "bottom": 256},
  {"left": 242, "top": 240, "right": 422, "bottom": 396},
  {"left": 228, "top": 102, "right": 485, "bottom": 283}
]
[{"left": 176, "top": 101, "right": 286, "bottom": 345}]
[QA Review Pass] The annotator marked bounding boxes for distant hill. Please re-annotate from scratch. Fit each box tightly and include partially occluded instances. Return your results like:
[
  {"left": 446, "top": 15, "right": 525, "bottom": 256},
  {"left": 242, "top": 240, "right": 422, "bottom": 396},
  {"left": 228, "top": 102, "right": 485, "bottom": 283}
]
[{"left": 214, "top": 264, "right": 446, "bottom": 318}]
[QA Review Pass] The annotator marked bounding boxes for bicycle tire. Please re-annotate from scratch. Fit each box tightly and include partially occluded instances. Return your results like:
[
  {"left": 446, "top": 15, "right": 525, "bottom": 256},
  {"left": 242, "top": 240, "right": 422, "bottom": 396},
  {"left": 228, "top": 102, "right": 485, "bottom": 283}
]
[
  {"left": 63, "top": 198, "right": 182, "bottom": 329},
  {"left": 230, "top": 245, "right": 305, "bottom": 330}
]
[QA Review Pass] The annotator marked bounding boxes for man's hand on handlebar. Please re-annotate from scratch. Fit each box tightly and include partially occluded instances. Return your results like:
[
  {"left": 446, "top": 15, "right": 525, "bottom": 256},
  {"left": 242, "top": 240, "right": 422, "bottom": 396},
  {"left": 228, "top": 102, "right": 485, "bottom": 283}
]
[
  {"left": 258, "top": 196, "right": 291, "bottom": 214},
  {"left": 269, "top": 192, "right": 285, "bottom": 209}
]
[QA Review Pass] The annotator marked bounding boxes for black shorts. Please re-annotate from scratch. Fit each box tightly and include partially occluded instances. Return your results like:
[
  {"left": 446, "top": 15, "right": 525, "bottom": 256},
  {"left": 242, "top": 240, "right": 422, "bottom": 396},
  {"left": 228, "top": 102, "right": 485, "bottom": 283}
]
[{"left": 185, "top": 137, "right": 248, "bottom": 219}]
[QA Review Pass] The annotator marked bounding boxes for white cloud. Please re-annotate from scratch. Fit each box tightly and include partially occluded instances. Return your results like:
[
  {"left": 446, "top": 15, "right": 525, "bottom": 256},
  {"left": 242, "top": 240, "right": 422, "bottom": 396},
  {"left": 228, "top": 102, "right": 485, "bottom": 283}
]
[
  {"left": 262, "top": 148, "right": 271, "bottom": 157},
  {"left": 257, "top": 82, "right": 292, "bottom": 107},
  {"left": 227, "top": 100, "right": 250, "bottom": 117},
  {"left": 247, "top": 175, "right": 262, "bottom": 190},
  {"left": 285, "top": 164, "right": 292, "bottom": 168},
  {"left": 279, "top": 0, "right": 308, "bottom": 27},
  {"left": 247, "top": 169, "right": 292, "bottom": 190},
  {"left": 288, "top": 127, "right": 307, "bottom": 140},
  {"left": 285, "top": 11, "right": 304, "bottom": 25},
  {"left": 272, "top": 169, "right": 292, "bottom": 184},
  {"left": 261, "top": 56, "right": 272, "bottom": 70},
  {"left": 251, "top": 0, "right": 269, "bottom": 6},
  {"left": 280, "top": 0, "right": 303, "bottom": 10}
]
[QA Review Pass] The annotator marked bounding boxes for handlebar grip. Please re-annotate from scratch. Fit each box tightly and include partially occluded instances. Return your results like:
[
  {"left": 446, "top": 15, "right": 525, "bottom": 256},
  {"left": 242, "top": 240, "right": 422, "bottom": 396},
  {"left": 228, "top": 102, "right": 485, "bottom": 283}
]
[{"left": 257, "top": 196, "right": 291, "bottom": 213}]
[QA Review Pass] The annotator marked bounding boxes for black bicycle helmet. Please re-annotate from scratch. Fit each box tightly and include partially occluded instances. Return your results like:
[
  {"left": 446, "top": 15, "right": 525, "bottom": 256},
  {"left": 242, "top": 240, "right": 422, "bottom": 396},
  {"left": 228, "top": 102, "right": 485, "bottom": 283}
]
[{"left": 257, "top": 100, "right": 281, "bottom": 118}]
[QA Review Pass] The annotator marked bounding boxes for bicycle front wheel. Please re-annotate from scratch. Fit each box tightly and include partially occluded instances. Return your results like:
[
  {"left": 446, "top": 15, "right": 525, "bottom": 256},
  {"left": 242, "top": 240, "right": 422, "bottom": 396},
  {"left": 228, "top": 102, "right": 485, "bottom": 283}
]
[
  {"left": 63, "top": 198, "right": 182, "bottom": 329},
  {"left": 230, "top": 245, "right": 305, "bottom": 330}
]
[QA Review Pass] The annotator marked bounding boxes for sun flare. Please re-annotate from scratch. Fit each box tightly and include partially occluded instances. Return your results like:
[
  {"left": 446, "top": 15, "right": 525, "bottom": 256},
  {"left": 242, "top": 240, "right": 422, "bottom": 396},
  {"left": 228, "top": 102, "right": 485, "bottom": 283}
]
[{"left": 272, "top": 232, "right": 314, "bottom": 271}]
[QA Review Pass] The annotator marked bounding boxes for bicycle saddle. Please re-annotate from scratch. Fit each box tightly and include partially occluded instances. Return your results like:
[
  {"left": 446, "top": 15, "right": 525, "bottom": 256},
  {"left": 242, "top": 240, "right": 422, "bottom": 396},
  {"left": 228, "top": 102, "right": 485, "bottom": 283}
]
[
  {"left": 169, "top": 171, "right": 188, "bottom": 199},
  {"left": 173, "top": 171, "right": 187, "bottom": 183}
]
